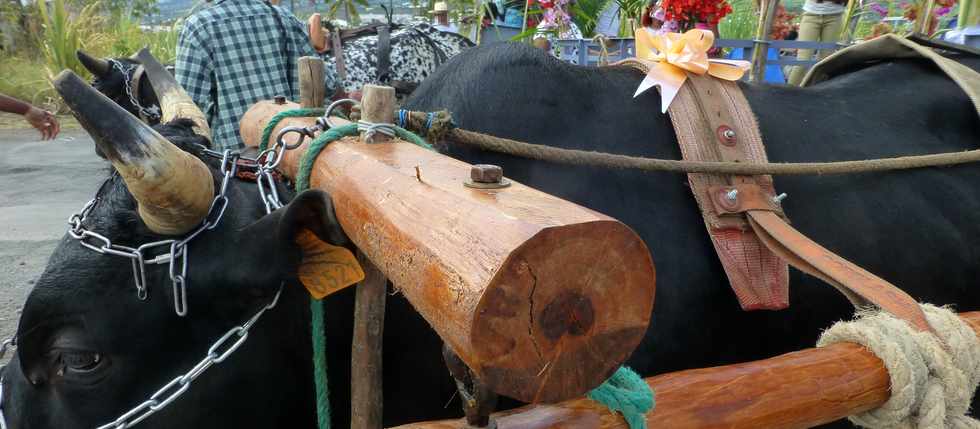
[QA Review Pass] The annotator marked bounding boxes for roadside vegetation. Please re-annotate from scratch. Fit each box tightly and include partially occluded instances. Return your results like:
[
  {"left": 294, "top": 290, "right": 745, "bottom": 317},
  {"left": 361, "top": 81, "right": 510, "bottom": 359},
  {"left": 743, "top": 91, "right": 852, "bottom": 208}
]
[{"left": 1, "top": 0, "right": 179, "bottom": 113}]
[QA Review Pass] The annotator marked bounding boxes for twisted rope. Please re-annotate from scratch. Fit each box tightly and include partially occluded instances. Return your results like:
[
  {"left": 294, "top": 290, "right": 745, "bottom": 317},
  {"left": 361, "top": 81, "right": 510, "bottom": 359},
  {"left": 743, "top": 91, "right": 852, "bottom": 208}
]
[
  {"left": 397, "top": 110, "right": 980, "bottom": 176},
  {"left": 817, "top": 305, "right": 980, "bottom": 428}
]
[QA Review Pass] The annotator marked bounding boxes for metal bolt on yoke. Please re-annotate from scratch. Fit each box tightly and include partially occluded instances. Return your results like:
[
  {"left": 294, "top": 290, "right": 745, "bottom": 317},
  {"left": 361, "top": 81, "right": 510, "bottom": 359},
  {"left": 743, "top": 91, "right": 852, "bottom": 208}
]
[
  {"left": 471, "top": 164, "right": 503, "bottom": 183},
  {"left": 464, "top": 164, "right": 511, "bottom": 189}
]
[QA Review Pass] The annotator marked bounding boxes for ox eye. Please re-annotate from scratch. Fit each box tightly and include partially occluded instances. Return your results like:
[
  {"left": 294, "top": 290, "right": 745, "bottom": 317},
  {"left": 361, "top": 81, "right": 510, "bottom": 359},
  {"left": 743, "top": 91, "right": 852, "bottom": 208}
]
[{"left": 59, "top": 350, "right": 102, "bottom": 373}]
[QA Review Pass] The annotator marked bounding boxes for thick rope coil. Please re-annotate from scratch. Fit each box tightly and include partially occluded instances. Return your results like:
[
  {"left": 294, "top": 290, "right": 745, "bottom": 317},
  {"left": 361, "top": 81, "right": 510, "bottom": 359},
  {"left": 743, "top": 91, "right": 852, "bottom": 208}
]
[{"left": 817, "top": 305, "right": 980, "bottom": 429}]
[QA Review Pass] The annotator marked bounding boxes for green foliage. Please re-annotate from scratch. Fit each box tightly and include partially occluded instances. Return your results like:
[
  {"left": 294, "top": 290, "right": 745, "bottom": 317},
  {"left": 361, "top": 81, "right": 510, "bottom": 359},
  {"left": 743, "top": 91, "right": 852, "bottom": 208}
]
[
  {"left": 613, "top": 0, "right": 644, "bottom": 36},
  {"left": 2, "top": 0, "right": 175, "bottom": 112},
  {"left": 321, "top": 0, "right": 369, "bottom": 25},
  {"left": 0, "top": 55, "right": 60, "bottom": 111},
  {"left": 718, "top": 0, "right": 757, "bottom": 40},
  {"left": 36, "top": 0, "right": 103, "bottom": 79},
  {"left": 571, "top": 0, "right": 609, "bottom": 37}
]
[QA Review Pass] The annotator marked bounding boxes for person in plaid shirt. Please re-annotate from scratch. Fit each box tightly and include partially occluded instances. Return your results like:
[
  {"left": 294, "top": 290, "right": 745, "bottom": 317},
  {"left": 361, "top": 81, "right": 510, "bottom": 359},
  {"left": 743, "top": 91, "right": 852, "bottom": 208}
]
[{"left": 176, "top": 0, "right": 331, "bottom": 150}]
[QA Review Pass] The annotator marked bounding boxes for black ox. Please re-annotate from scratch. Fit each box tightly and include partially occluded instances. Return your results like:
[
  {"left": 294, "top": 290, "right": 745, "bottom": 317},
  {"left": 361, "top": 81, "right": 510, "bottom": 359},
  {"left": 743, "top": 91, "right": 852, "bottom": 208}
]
[{"left": 2, "top": 43, "right": 979, "bottom": 429}]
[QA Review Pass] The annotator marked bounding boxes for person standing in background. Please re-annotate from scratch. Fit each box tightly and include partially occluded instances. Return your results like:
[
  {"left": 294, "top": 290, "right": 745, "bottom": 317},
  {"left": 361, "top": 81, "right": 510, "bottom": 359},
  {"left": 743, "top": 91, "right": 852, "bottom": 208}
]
[
  {"left": 176, "top": 0, "right": 320, "bottom": 150},
  {"left": 0, "top": 94, "right": 60, "bottom": 140},
  {"left": 787, "top": 0, "right": 845, "bottom": 86},
  {"left": 431, "top": 2, "right": 459, "bottom": 33}
]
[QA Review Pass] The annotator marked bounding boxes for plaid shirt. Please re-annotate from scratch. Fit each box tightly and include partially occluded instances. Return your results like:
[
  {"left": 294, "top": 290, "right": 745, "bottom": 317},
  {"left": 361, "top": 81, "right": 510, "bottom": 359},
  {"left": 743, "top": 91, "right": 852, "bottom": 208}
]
[{"left": 176, "top": 0, "right": 320, "bottom": 150}]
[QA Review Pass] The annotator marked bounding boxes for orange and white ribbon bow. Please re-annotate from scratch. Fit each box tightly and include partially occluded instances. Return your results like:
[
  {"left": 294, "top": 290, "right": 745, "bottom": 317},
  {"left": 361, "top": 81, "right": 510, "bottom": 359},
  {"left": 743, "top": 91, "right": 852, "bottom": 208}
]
[{"left": 633, "top": 28, "right": 751, "bottom": 112}]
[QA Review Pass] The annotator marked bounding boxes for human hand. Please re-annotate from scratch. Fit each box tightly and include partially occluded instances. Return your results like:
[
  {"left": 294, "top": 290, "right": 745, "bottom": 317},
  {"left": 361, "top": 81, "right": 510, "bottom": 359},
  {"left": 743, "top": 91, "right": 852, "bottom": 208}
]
[{"left": 24, "top": 106, "right": 60, "bottom": 140}]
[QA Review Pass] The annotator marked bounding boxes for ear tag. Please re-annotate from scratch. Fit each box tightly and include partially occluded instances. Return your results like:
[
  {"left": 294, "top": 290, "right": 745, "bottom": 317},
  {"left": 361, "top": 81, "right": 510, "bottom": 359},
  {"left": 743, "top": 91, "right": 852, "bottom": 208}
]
[{"left": 295, "top": 229, "right": 365, "bottom": 299}]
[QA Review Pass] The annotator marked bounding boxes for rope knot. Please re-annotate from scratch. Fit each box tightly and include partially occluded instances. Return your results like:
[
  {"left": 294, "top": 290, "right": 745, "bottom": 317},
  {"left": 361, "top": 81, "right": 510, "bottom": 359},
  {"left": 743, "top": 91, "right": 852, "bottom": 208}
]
[
  {"left": 817, "top": 304, "right": 980, "bottom": 429},
  {"left": 587, "top": 366, "right": 655, "bottom": 429},
  {"left": 357, "top": 120, "right": 397, "bottom": 142}
]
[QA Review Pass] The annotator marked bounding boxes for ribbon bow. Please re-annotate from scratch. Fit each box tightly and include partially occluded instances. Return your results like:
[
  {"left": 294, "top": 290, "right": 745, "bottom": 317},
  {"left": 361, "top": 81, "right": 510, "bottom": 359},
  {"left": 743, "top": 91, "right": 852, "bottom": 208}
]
[{"left": 633, "top": 28, "right": 751, "bottom": 112}]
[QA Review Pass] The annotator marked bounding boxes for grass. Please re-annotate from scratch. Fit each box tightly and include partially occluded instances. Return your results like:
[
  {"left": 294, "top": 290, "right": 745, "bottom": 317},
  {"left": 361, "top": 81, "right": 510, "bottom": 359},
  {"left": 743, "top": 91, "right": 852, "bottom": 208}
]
[
  {"left": 0, "top": 56, "right": 62, "bottom": 112},
  {"left": 1, "top": 0, "right": 182, "bottom": 113}
]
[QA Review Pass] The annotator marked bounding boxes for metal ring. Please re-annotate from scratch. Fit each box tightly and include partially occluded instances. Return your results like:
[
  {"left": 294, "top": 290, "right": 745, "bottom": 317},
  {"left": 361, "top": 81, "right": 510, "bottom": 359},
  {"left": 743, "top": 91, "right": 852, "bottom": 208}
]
[{"left": 323, "top": 98, "right": 360, "bottom": 129}]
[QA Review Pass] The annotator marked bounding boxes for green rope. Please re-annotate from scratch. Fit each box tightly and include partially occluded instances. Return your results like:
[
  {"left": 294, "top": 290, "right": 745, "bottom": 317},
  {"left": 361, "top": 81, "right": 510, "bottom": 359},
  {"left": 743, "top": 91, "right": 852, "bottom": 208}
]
[
  {"left": 587, "top": 366, "right": 655, "bottom": 429},
  {"left": 289, "top": 113, "right": 433, "bottom": 429},
  {"left": 309, "top": 299, "right": 331, "bottom": 429},
  {"left": 258, "top": 107, "right": 325, "bottom": 151}
]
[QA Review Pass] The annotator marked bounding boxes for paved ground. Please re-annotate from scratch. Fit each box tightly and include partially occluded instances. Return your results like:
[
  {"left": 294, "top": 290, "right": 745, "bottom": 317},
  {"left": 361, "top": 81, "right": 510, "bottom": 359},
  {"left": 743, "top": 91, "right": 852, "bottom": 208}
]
[{"left": 0, "top": 125, "right": 103, "bottom": 363}]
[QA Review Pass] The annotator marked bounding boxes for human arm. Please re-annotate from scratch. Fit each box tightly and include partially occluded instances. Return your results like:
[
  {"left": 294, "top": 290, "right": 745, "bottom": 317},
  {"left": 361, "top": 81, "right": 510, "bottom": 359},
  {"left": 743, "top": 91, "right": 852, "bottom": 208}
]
[{"left": 0, "top": 94, "right": 60, "bottom": 140}]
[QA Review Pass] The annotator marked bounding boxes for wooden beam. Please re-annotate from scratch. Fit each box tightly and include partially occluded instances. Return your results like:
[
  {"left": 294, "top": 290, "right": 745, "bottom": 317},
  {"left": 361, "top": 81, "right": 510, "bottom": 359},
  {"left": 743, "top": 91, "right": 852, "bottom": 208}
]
[
  {"left": 298, "top": 56, "right": 325, "bottom": 109},
  {"left": 750, "top": 0, "right": 779, "bottom": 83},
  {"left": 239, "top": 101, "right": 657, "bottom": 404},
  {"left": 351, "top": 252, "right": 387, "bottom": 429},
  {"left": 391, "top": 312, "right": 980, "bottom": 429}
]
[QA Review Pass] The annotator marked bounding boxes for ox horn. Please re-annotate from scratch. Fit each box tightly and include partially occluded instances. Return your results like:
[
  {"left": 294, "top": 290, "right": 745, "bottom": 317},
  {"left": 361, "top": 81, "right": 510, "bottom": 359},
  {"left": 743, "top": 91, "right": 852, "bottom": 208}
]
[
  {"left": 134, "top": 48, "right": 212, "bottom": 140},
  {"left": 76, "top": 50, "right": 111, "bottom": 76},
  {"left": 54, "top": 70, "right": 214, "bottom": 236}
]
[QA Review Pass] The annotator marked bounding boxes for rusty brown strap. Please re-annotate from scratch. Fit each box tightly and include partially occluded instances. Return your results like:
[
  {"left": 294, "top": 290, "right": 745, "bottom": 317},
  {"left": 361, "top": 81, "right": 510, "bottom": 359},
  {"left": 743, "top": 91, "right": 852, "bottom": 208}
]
[
  {"left": 331, "top": 31, "right": 347, "bottom": 83},
  {"left": 667, "top": 73, "right": 790, "bottom": 311},
  {"left": 663, "top": 72, "right": 934, "bottom": 334},
  {"left": 746, "top": 210, "right": 935, "bottom": 334}
]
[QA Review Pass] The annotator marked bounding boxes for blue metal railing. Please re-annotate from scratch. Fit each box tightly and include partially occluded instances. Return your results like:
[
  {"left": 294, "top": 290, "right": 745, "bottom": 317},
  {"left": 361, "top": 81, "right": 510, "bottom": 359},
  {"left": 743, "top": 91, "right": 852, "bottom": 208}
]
[{"left": 555, "top": 38, "right": 844, "bottom": 69}]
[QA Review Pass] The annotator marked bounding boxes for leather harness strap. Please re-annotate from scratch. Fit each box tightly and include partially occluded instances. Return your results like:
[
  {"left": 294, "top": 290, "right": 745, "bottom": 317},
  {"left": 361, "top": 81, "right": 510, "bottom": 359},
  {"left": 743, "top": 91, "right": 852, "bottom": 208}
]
[
  {"left": 746, "top": 210, "right": 935, "bottom": 334},
  {"left": 664, "top": 72, "right": 935, "bottom": 334},
  {"left": 668, "top": 73, "right": 790, "bottom": 311},
  {"left": 377, "top": 24, "right": 392, "bottom": 84},
  {"left": 331, "top": 31, "right": 348, "bottom": 84}
]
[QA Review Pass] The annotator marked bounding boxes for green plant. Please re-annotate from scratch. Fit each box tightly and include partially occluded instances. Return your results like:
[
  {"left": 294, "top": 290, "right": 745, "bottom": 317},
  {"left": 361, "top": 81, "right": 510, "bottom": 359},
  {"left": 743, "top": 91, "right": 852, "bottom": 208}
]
[
  {"left": 719, "top": 0, "right": 756, "bottom": 40},
  {"left": 614, "top": 0, "right": 644, "bottom": 36},
  {"left": 571, "top": 0, "right": 609, "bottom": 37},
  {"left": 36, "top": 0, "right": 103, "bottom": 79},
  {"left": 322, "top": 0, "right": 369, "bottom": 25}
]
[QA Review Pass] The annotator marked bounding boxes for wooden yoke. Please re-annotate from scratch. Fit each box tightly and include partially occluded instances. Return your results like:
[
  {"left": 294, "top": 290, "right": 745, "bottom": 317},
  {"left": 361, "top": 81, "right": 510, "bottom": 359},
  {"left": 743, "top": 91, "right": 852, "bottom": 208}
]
[
  {"left": 393, "top": 312, "right": 980, "bottom": 429},
  {"left": 240, "top": 89, "right": 657, "bottom": 403}
]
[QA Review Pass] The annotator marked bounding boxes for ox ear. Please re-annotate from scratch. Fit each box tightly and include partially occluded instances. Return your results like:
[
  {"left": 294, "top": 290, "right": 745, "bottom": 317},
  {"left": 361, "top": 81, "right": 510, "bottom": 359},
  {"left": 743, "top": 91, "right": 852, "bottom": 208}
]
[{"left": 254, "top": 189, "right": 365, "bottom": 299}]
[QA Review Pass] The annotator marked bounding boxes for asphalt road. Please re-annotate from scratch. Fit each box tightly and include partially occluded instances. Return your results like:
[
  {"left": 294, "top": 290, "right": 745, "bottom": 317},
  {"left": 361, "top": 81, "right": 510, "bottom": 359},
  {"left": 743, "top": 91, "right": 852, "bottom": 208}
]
[{"left": 0, "top": 128, "right": 104, "bottom": 362}]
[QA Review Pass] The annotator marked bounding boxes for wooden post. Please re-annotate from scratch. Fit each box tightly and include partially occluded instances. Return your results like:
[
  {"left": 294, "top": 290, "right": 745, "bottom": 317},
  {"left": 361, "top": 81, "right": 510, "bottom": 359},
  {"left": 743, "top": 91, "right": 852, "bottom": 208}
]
[
  {"left": 393, "top": 312, "right": 980, "bottom": 429},
  {"left": 350, "top": 85, "right": 393, "bottom": 429},
  {"left": 351, "top": 251, "right": 387, "bottom": 429},
  {"left": 239, "top": 100, "right": 657, "bottom": 404},
  {"left": 749, "top": 0, "right": 779, "bottom": 83},
  {"left": 359, "top": 85, "right": 395, "bottom": 143},
  {"left": 298, "top": 56, "right": 325, "bottom": 109}
]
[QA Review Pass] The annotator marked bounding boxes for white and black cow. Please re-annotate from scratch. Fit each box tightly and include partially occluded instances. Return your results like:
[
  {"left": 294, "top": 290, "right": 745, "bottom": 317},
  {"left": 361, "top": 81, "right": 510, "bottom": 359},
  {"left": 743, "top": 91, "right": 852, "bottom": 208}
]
[{"left": 326, "top": 23, "right": 475, "bottom": 96}]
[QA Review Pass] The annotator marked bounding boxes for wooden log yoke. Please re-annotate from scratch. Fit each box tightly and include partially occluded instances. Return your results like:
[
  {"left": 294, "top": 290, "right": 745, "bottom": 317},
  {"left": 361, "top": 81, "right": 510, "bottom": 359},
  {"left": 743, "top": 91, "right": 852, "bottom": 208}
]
[
  {"left": 240, "top": 89, "right": 657, "bottom": 404},
  {"left": 396, "top": 312, "right": 980, "bottom": 429}
]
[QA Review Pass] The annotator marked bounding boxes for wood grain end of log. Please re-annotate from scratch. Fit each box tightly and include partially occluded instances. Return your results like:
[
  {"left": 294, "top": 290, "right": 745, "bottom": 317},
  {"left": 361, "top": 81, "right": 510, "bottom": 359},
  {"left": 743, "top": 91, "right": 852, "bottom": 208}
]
[{"left": 471, "top": 220, "right": 656, "bottom": 403}]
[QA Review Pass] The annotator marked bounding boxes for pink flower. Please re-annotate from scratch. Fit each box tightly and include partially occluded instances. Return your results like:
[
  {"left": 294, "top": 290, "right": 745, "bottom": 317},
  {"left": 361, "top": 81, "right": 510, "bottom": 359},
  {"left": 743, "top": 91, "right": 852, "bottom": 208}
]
[
  {"left": 934, "top": 6, "right": 951, "bottom": 16},
  {"left": 869, "top": 3, "right": 889, "bottom": 18}
]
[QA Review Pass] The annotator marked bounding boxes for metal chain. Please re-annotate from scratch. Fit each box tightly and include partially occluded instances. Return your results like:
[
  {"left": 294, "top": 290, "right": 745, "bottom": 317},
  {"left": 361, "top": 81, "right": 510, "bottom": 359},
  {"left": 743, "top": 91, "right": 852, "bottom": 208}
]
[
  {"left": 67, "top": 150, "right": 239, "bottom": 316},
  {"left": 94, "top": 285, "right": 283, "bottom": 429},
  {"left": 4, "top": 104, "right": 324, "bottom": 429},
  {"left": 107, "top": 59, "right": 161, "bottom": 122}
]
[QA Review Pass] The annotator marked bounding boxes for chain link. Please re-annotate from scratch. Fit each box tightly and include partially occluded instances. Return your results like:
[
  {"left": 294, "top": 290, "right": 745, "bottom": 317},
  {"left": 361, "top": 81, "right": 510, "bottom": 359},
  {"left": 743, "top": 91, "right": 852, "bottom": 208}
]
[
  {"left": 5, "top": 101, "right": 335, "bottom": 428},
  {"left": 91, "top": 284, "right": 281, "bottom": 429},
  {"left": 66, "top": 150, "right": 239, "bottom": 316},
  {"left": 107, "top": 59, "right": 161, "bottom": 122}
]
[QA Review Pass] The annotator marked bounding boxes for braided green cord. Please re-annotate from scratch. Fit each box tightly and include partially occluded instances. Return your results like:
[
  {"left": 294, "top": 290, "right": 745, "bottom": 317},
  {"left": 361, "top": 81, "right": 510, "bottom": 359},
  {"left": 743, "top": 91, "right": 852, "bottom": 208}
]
[
  {"left": 258, "top": 107, "right": 325, "bottom": 151},
  {"left": 587, "top": 366, "right": 655, "bottom": 429},
  {"left": 294, "top": 120, "right": 433, "bottom": 429},
  {"left": 310, "top": 299, "right": 331, "bottom": 429}
]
